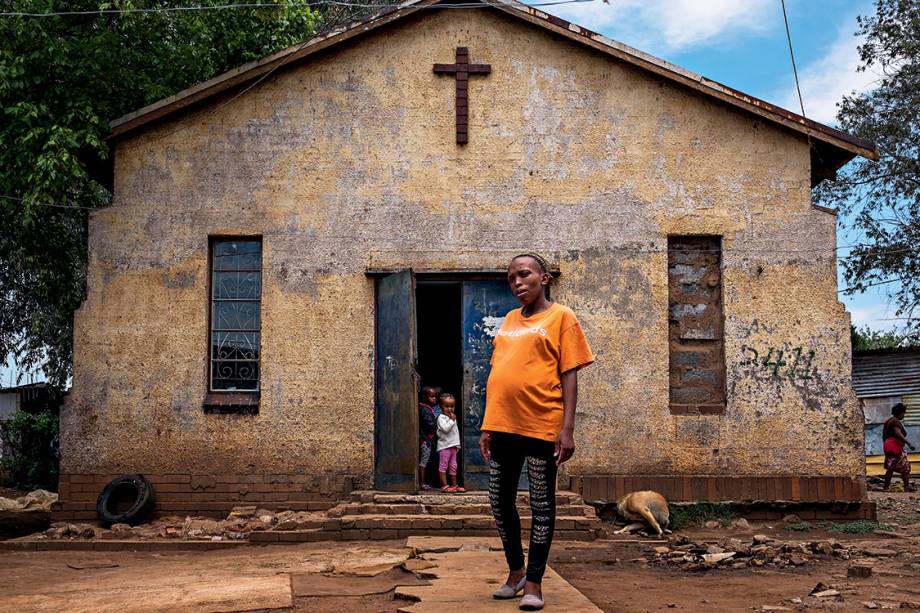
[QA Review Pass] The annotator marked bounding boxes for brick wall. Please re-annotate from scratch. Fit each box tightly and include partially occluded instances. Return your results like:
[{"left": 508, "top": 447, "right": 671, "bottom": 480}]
[
  {"left": 52, "top": 473, "right": 356, "bottom": 521},
  {"left": 568, "top": 475, "right": 867, "bottom": 504}
]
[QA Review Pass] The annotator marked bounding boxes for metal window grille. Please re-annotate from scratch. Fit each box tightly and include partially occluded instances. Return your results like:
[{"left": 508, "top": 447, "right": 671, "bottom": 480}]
[{"left": 209, "top": 239, "right": 261, "bottom": 391}]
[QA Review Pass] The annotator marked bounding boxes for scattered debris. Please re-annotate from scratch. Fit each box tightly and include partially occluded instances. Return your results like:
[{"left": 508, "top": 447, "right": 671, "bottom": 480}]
[
  {"left": 862, "top": 547, "right": 897, "bottom": 557},
  {"left": 37, "top": 507, "right": 332, "bottom": 542},
  {"left": 648, "top": 535, "right": 863, "bottom": 572},
  {"left": 848, "top": 564, "right": 874, "bottom": 578}
]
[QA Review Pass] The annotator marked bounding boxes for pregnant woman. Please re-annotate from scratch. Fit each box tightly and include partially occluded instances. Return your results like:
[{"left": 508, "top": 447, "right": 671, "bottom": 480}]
[{"left": 479, "top": 253, "right": 594, "bottom": 611}]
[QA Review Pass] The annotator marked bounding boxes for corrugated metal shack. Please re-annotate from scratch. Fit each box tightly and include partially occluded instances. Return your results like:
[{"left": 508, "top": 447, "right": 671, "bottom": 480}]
[{"left": 854, "top": 348, "right": 920, "bottom": 457}]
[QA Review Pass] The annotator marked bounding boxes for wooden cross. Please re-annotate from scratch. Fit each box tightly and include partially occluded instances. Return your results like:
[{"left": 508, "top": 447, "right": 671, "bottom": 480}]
[{"left": 433, "top": 47, "right": 491, "bottom": 145}]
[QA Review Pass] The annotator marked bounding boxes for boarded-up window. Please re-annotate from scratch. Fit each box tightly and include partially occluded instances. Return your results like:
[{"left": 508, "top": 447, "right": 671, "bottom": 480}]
[
  {"left": 209, "top": 239, "right": 262, "bottom": 391},
  {"left": 668, "top": 236, "right": 725, "bottom": 414}
]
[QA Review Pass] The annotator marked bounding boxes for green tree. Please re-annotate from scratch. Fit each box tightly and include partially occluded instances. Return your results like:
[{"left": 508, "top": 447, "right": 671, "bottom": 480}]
[
  {"left": 815, "top": 0, "right": 920, "bottom": 344},
  {"left": 851, "top": 324, "right": 910, "bottom": 351},
  {"left": 0, "top": 408, "right": 59, "bottom": 490},
  {"left": 0, "top": 0, "right": 320, "bottom": 387}
]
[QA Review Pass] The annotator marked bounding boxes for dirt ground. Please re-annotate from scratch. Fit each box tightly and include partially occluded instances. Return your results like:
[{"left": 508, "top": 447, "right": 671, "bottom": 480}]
[{"left": 4, "top": 491, "right": 920, "bottom": 612}]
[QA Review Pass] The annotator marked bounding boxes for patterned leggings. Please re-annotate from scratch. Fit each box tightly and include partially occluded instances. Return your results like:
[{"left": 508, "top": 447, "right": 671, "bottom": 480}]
[{"left": 487, "top": 432, "right": 557, "bottom": 584}]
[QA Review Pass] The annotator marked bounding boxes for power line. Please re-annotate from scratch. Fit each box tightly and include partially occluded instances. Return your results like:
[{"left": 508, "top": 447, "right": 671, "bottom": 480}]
[
  {"left": 0, "top": 0, "right": 596, "bottom": 18},
  {"left": 780, "top": 0, "right": 806, "bottom": 117},
  {"left": 0, "top": 194, "right": 99, "bottom": 210}
]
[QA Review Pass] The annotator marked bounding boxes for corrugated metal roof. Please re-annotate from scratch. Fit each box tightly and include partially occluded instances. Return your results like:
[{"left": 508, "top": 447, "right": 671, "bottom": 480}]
[{"left": 852, "top": 349, "right": 920, "bottom": 398}]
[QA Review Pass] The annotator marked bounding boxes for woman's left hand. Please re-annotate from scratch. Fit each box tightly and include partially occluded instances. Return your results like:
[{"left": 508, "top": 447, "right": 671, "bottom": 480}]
[{"left": 555, "top": 428, "right": 575, "bottom": 466}]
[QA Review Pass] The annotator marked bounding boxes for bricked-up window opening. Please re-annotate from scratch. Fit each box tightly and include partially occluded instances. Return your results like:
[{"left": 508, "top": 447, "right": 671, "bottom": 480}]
[
  {"left": 668, "top": 236, "right": 726, "bottom": 415},
  {"left": 210, "top": 239, "right": 261, "bottom": 392}
]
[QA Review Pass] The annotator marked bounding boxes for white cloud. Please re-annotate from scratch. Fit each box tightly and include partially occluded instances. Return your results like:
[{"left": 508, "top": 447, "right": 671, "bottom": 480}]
[
  {"left": 774, "top": 23, "right": 878, "bottom": 124},
  {"left": 541, "top": 0, "right": 774, "bottom": 53},
  {"left": 845, "top": 301, "right": 900, "bottom": 332}
]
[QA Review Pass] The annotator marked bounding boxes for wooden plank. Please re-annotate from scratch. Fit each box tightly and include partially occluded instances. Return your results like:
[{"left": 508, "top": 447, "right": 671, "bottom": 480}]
[{"left": 374, "top": 270, "right": 418, "bottom": 492}]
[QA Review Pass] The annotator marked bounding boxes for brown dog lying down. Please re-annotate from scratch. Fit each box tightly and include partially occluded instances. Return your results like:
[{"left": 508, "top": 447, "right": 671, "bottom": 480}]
[{"left": 614, "top": 490, "right": 671, "bottom": 536}]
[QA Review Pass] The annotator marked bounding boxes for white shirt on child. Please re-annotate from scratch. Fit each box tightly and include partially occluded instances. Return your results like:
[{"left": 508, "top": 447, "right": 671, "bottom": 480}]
[{"left": 437, "top": 414, "right": 461, "bottom": 451}]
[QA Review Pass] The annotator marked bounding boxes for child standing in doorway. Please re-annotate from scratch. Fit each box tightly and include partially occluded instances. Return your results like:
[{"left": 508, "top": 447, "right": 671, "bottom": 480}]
[
  {"left": 437, "top": 393, "right": 465, "bottom": 493},
  {"left": 480, "top": 253, "right": 594, "bottom": 611},
  {"left": 418, "top": 387, "right": 439, "bottom": 491}
]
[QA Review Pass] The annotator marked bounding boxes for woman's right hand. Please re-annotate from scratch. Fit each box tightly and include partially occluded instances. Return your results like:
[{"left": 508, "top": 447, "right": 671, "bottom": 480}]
[{"left": 479, "top": 431, "right": 493, "bottom": 462}]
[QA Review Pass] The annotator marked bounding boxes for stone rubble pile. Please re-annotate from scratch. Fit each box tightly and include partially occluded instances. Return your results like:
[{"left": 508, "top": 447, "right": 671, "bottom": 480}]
[
  {"left": 648, "top": 533, "right": 861, "bottom": 571},
  {"left": 38, "top": 506, "right": 325, "bottom": 541}
]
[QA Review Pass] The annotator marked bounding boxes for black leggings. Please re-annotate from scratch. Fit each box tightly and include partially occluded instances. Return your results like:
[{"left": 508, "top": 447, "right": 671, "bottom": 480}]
[{"left": 487, "top": 432, "right": 557, "bottom": 584}]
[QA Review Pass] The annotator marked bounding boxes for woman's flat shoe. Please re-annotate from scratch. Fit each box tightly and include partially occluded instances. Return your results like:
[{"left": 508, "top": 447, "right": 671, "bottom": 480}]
[
  {"left": 519, "top": 594, "right": 544, "bottom": 610},
  {"left": 492, "top": 576, "right": 526, "bottom": 599}
]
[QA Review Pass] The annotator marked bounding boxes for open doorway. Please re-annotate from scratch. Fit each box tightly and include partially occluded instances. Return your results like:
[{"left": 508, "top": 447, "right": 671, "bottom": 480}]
[
  {"left": 373, "top": 271, "right": 521, "bottom": 492},
  {"left": 416, "top": 281, "right": 463, "bottom": 489}
]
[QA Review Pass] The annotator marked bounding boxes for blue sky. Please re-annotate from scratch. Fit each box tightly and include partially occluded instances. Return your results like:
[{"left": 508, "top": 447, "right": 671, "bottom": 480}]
[
  {"left": 0, "top": 0, "right": 896, "bottom": 386},
  {"left": 544, "top": 0, "right": 893, "bottom": 332}
]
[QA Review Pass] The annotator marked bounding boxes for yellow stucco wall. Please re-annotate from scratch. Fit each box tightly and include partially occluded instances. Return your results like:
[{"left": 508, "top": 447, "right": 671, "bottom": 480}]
[{"left": 62, "top": 7, "right": 864, "bottom": 486}]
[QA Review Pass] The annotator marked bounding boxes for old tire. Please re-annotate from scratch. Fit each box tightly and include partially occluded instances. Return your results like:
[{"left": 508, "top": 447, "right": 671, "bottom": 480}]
[{"left": 96, "top": 474, "right": 155, "bottom": 525}]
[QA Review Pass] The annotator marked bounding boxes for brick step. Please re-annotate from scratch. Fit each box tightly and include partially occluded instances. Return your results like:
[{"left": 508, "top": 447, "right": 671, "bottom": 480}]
[
  {"left": 333, "top": 503, "right": 596, "bottom": 517},
  {"left": 249, "top": 514, "right": 602, "bottom": 534},
  {"left": 349, "top": 490, "right": 585, "bottom": 506},
  {"left": 251, "top": 526, "right": 599, "bottom": 544},
  {"left": 333, "top": 514, "right": 600, "bottom": 531}
]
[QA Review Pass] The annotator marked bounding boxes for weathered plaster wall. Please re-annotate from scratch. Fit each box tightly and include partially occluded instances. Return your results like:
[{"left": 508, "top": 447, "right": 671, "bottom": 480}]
[{"left": 62, "top": 7, "right": 863, "bottom": 486}]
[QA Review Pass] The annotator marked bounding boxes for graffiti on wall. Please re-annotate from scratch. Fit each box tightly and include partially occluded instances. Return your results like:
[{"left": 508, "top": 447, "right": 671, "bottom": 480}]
[{"left": 739, "top": 345, "right": 816, "bottom": 380}]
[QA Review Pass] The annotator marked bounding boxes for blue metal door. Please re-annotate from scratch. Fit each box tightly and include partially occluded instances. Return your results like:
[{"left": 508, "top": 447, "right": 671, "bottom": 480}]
[
  {"left": 461, "top": 279, "right": 521, "bottom": 489},
  {"left": 374, "top": 270, "right": 419, "bottom": 492}
]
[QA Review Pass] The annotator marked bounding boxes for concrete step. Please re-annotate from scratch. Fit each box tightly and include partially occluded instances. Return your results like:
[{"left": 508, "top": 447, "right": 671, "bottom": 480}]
[
  {"left": 349, "top": 490, "right": 585, "bottom": 505},
  {"left": 250, "top": 524, "right": 600, "bottom": 544},
  {"left": 332, "top": 502, "right": 596, "bottom": 517},
  {"left": 335, "top": 514, "right": 600, "bottom": 531}
]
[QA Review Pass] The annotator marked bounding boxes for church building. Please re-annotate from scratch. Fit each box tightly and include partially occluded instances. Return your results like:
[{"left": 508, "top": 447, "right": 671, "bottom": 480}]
[{"left": 54, "top": 0, "right": 878, "bottom": 520}]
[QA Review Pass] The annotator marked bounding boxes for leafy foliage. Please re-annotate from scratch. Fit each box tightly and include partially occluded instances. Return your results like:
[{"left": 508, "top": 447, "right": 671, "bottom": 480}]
[
  {"left": 824, "top": 520, "right": 892, "bottom": 534},
  {"left": 0, "top": 1, "right": 320, "bottom": 387},
  {"left": 783, "top": 521, "right": 813, "bottom": 532},
  {"left": 667, "top": 503, "right": 738, "bottom": 530},
  {"left": 815, "top": 0, "right": 920, "bottom": 344},
  {"left": 0, "top": 409, "right": 59, "bottom": 490},
  {"left": 851, "top": 324, "right": 913, "bottom": 350}
]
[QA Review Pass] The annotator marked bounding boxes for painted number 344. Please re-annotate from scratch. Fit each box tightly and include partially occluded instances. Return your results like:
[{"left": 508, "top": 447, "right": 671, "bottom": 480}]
[{"left": 740, "top": 346, "right": 815, "bottom": 380}]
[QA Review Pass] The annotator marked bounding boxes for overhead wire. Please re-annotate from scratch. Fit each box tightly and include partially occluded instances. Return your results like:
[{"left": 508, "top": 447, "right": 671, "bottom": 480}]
[
  {"left": 3, "top": 0, "right": 909, "bottom": 290},
  {"left": 780, "top": 0, "right": 806, "bottom": 117},
  {"left": 0, "top": 0, "right": 596, "bottom": 17}
]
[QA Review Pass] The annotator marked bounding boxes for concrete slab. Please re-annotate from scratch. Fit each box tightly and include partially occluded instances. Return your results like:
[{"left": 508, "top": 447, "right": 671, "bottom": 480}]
[
  {"left": 0, "top": 574, "right": 292, "bottom": 613},
  {"left": 406, "top": 535, "right": 502, "bottom": 554},
  {"left": 395, "top": 550, "right": 602, "bottom": 612},
  {"left": 291, "top": 567, "right": 429, "bottom": 596}
]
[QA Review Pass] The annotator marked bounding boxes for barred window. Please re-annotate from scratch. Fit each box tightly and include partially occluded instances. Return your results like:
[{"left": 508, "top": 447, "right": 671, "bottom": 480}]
[{"left": 210, "top": 239, "right": 261, "bottom": 391}]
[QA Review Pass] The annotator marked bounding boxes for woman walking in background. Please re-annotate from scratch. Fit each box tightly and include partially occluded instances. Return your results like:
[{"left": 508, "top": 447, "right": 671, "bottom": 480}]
[{"left": 883, "top": 402, "right": 914, "bottom": 491}]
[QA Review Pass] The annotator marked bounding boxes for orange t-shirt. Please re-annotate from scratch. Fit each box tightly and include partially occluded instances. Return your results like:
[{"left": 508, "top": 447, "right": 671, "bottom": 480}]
[{"left": 482, "top": 303, "right": 594, "bottom": 442}]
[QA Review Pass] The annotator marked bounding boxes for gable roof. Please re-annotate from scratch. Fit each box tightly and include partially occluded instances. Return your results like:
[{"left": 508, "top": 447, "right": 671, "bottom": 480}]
[{"left": 108, "top": 0, "right": 878, "bottom": 185}]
